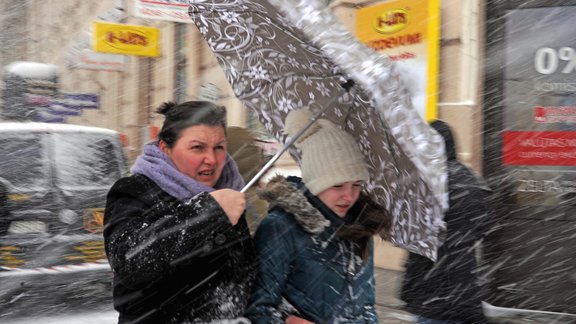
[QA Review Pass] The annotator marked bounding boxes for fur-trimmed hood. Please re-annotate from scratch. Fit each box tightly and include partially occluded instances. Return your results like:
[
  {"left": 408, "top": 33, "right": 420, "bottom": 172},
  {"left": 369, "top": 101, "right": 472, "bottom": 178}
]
[
  {"left": 257, "top": 175, "right": 390, "bottom": 240},
  {"left": 257, "top": 175, "right": 330, "bottom": 234}
]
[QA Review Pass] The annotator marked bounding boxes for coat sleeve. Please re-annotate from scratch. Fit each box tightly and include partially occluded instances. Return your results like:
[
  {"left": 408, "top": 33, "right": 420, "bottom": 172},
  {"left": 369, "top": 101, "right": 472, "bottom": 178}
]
[
  {"left": 465, "top": 183, "right": 491, "bottom": 242},
  {"left": 450, "top": 167, "right": 492, "bottom": 244},
  {"left": 244, "top": 211, "right": 298, "bottom": 324},
  {"left": 103, "top": 176, "right": 236, "bottom": 288}
]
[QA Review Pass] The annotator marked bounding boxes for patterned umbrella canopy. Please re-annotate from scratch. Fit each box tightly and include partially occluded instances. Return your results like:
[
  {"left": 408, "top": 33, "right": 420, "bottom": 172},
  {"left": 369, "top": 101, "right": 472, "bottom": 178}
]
[{"left": 188, "top": 0, "right": 447, "bottom": 260}]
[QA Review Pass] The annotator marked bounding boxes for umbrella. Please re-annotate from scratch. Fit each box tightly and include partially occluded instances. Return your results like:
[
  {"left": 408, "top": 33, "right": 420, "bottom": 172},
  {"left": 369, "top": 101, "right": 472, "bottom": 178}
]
[{"left": 188, "top": 0, "right": 447, "bottom": 260}]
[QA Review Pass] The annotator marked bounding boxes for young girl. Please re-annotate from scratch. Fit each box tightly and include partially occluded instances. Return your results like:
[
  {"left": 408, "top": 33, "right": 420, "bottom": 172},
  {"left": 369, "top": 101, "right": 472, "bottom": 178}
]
[{"left": 245, "top": 109, "right": 390, "bottom": 323}]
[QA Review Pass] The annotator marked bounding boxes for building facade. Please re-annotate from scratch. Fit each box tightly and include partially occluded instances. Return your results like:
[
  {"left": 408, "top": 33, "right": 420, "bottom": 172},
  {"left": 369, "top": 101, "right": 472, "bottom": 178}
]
[{"left": 0, "top": 0, "right": 485, "bottom": 269}]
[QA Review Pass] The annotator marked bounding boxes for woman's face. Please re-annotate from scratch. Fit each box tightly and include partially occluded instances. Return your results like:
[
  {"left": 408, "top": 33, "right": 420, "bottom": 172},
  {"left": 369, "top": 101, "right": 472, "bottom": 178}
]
[
  {"left": 317, "top": 181, "right": 362, "bottom": 217},
  {"left": 160, "top": 125, "right": 227, "bottom": 188}
]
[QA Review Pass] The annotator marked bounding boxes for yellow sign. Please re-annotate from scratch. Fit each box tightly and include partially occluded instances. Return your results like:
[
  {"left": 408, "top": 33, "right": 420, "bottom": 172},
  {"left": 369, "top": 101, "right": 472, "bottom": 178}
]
[
  {"left": 357, "top": 0, "right": 441, "bottom": 122},
  {"left": 373, "top": 8, "right": 409, "bottom": 34},
  {"left": 66, "top": 241, "right": 106, "bottom": 263},
  {"left": 93, "top": 21, "right": 160, "bottom": 57},
  {"left": 0, "top": 246, "right": 25, "bottom": 268},
  {"left": 7, "top": 193, "right": 30, "bottom": 201}
]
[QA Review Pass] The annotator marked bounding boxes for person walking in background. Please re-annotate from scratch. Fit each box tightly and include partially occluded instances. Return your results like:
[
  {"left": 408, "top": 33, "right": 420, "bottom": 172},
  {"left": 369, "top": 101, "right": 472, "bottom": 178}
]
[
  {"left": 104, "top": 101, "right": 256, "bottom": 323},
  {"left": 400, "top": 120, "right": 492, "bottom": 324},
  {"left": 245, "top": 109, "right": 390, "bottom": 323}
]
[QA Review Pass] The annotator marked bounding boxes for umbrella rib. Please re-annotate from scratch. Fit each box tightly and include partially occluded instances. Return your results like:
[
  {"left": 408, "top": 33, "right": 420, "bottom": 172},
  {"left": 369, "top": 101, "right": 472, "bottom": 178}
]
[{"left": 266, "top": 73, "right": 345, "bottom": 84}]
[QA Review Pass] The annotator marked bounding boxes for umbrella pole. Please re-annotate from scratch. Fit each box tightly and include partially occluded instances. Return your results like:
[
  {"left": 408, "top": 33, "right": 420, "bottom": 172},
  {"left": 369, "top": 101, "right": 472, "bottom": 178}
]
[
  {"left": 240, "top": 80, "right": 355, "bottom": 193},
  {"left": 240, "top": 105, "right": 330, "bottom": 193}
]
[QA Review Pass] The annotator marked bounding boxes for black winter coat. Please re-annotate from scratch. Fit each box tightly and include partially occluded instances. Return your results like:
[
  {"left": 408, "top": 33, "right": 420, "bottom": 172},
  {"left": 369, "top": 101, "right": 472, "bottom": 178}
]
[
  {"left": 104, "top": 174, "right": 256, "bottom": 323},
  {"left": 400, "top": 121, "right": 491, "bottom": 323}
]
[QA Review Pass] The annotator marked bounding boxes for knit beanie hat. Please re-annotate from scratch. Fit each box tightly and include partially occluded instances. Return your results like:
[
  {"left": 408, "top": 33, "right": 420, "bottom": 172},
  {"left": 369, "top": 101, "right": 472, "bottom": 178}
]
[{"left": 284, "top": 109, "right": 369, "bottom": 195}]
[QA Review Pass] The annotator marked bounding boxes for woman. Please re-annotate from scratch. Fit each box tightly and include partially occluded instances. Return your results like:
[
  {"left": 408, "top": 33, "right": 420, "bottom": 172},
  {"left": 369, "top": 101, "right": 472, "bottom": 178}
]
[
  {"left": 245, "top": 109, "right": 390, "bottom": 323},
  {"left": 104, "top": 101, "right": 256, "bottom": 323}
]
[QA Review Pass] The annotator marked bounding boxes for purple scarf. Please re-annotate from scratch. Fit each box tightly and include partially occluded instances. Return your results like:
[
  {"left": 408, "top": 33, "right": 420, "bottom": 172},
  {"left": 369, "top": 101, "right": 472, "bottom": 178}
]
[{"left": 130, "top": 142, "right": 245, "bottom": 200}]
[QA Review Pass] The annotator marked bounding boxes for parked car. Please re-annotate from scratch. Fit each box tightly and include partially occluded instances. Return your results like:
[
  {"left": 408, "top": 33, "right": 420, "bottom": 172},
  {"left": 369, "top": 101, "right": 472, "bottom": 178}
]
[{"left": 0, "top": 122, "right": 129, "bottom": 318}]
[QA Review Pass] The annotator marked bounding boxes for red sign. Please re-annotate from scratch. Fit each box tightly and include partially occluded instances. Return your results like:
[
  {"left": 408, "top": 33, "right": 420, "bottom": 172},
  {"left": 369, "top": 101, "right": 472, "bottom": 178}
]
[
  {"left": 503, "top": 131, "right": 576, "bottom": 166},
  {"left": 533, "top": 106, "right": 576, "bottom": 124}
]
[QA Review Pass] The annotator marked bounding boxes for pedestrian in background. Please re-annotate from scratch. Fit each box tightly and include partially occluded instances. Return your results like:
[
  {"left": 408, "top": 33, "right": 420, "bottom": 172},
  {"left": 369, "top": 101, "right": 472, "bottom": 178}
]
[
  {"left": 104, "top": 101, "right": 256, "bottom": 323},
  {"left": 400, "top": 120, "right": 491, "bottom": 324},
  {"left": 245, "top": 109, "right": 390, "bottom": 323}
]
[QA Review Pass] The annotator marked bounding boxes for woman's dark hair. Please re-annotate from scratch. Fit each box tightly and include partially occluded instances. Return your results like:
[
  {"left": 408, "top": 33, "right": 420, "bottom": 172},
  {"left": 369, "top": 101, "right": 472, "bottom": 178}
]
[
  {"left": 156, "top": 101, "right": 227, "bottom": 147},
  {"left": 338, "top": 194, "right": 392, "bottom": 262}
]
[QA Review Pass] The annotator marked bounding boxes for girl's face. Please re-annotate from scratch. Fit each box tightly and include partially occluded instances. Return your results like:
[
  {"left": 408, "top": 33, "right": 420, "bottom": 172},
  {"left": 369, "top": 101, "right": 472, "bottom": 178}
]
[
  {"left": 317, "top": 181, "right": 362, "bottom": 217},
  {"left": 160, "top": 125, "right": 227, "bottom": 188}
]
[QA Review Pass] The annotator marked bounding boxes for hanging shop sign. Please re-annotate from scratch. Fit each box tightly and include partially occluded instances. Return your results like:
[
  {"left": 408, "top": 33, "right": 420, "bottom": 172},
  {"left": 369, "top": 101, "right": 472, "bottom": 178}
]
[
  {"left": 356, "top": 0, "right": 441, "bottom": 121},
  {"left": 66, "top": 1, "right": 127, "bottom": 71},
  {"left": 133, "top": 0, "right": 191, "bottom": 23},
  {"left": 93, "top": 21, "right": 160, "bottom": 57}
]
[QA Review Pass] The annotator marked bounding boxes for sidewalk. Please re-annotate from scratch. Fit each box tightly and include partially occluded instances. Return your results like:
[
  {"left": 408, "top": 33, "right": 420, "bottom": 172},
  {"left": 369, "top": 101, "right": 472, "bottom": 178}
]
[
  {"left": 373, "top": 268, "right": 576, "bottom": 324},
  {"left": 374, "top": 268, "right": 414, "bottom": 323}
]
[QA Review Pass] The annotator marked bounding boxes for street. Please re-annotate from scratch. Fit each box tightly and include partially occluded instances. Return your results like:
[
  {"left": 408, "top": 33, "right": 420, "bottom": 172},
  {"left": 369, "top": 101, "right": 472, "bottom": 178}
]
[
  {"left": 1, "top": 267, "right": 413, "bottom": 324},
  {"left": 374, "top": 268, "right": 414, "bottom": 323},
  {"left": 3, "top": 267, "right": 575, "bottom": 323}
]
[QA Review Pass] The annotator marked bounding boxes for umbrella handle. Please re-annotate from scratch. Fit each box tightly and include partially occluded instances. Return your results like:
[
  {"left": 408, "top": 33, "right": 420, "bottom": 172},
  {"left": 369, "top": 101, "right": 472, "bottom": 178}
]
[{"left": 240, "top": 80, "right": 355, "bottom": 193}]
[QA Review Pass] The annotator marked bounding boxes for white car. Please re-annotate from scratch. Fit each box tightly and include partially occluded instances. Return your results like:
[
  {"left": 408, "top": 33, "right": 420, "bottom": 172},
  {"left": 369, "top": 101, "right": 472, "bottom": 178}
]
[{"left": 0, "top": 122, "right": 128, "bottom": 319}]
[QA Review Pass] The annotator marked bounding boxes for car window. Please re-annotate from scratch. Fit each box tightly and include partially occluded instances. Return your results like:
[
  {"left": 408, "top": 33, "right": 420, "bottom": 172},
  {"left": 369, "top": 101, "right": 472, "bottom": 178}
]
[
  {"left": 54, "top": 133, "right": 122, "bottom": 187},
  {"left": 0, "top": 134, "right": 48, "bottom": 189}
]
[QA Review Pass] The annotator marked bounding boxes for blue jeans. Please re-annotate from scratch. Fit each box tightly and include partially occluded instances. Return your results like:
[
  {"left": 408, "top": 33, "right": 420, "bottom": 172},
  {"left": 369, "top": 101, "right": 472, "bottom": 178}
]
[{"left": 416, "top": 316, "right": 464, "bottom": 324}]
